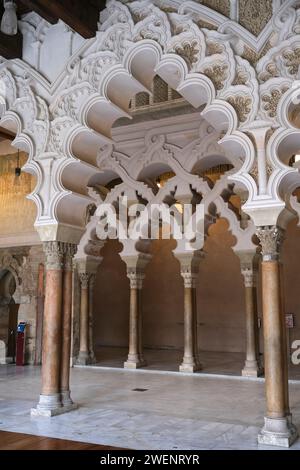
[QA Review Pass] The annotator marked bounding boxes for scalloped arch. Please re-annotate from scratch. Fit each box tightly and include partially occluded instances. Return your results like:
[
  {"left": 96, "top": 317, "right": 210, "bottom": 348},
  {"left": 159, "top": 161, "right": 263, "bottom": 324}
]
[{"left": 3, "top": 0, "right": 300, "bottom": 240}]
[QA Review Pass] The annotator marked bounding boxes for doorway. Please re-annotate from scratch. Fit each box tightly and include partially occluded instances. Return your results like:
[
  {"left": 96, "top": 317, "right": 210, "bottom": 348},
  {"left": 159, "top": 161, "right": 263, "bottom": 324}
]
[{"left": 0, "top": 269, "right": 18, "bottom": 363}]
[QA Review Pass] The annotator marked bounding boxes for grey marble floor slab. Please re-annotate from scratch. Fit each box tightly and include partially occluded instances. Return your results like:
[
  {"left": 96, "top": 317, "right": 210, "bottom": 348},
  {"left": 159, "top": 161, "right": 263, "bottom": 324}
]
[{"left": 0, "top": 365, "right": 300, "bottom": 450}]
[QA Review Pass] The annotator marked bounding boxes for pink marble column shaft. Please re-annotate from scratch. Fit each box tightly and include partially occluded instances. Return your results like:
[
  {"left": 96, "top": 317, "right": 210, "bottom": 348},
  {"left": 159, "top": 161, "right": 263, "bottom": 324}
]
[{"left": 60, "top": 244, "right": 77, "bottom": 405}]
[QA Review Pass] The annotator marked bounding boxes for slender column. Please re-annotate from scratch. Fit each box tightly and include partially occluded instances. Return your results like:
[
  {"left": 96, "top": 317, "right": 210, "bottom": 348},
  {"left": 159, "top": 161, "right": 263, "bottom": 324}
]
[
  {"left": 60, "top": 243, "right": 77, "bottom": 407},
  {"left": 179, "top": 271, "right": 201, "bottom": 373},
  {"left": 77, "top": 273, "right": 91, "bottom": 365},
  {"left": 238, "top": 252, "right": 262, "bottom": 377},
  {"left": 138, "top": 287, "right": 146, "bottom": 364},
  {"left": 279, "top": 264, "right": 290, "bottom": 417},
  {"left": 31, "top": 242, "right": 64, "bottom": 416},
  {"left": 257, "top": 226, "right": 298, "bottom": 447},
  {"left": 88, "top": 274, "right": 97, "bottom": 364},
  {"left": 254, "top": 271, "right": 262, "bottom": 372},
  {"left": 124, "top": 270, "right": 146, "bottom": 369},
  {"left": 192, "top": 277, "right": 201, "bottom": 365},
  {"left": 34, "top": 263, "right": 45, "bottom": 365}
]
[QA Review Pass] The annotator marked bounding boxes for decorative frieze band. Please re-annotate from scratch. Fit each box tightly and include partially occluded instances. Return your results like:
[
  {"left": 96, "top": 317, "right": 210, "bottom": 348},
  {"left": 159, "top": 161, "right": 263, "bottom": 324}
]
[{"left": 256, "top": 226, "right": 284, "bottom": 261}]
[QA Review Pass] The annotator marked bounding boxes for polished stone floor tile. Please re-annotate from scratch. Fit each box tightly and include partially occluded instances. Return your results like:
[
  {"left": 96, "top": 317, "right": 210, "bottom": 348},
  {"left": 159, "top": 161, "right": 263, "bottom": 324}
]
[{"left": 0, "top": 364, "right": 300, "bottom": 450}]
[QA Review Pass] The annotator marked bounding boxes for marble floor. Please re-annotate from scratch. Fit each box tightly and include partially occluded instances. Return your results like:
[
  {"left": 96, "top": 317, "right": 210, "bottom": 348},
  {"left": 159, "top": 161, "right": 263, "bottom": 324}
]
[
  {"left": 0, "top": 365, "right": 300, "bottom": 450},
  {"left": 92, "top": 347, "right": 300, "bottom": 380}
]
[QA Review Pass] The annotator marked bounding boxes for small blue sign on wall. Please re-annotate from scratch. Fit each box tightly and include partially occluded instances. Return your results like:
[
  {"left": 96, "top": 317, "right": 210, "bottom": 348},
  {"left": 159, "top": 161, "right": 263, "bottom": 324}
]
[{"left": 17, "top": 322, "right": 26, "bottom": 333}]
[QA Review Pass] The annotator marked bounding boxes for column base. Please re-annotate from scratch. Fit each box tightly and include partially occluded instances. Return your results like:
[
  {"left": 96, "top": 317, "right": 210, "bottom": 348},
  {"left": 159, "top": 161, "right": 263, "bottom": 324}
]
[
  {"left": 0, "top": 357, "right": 14, "bottom": 365},
  {"left": 242, "top": 367, "right": 264, "bottom": 377},
  {"left": 61, "top": 390, "right": 76, "bottom": 407},
  {"left": 258, "top": 416, "right": 298, "bottom": 448},
  {"left": 31, "top": 394, "right": 77, "bottom": 417},
  {"left": 124, "top": 359, "right": 147, "bottom": 369},
  {"left": 76, "top": 351, "right": 91, "bottom": 366},
  {"left": 179, "top": 361, "right": 202, "bottom": 373},
  {"left": 88, "top": 353, "right": 97, "bottom": 365}
]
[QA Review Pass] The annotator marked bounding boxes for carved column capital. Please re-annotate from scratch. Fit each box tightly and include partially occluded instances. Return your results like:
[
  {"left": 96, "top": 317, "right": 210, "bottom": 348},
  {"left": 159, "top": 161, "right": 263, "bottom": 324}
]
[
  {"left": 256, "top": 226, "right": 284, "bottom": 261},
  {"left": 176, "top": 250, "right": 203, "bottom": 289},
  {"left": 241, "top": 267, "right": 255, "bottom": 288},
  {"left": 64, "top": 243, "right": 77, "bottom": 271},
  {"left": 181, "top": 269, "right": 198, "bottom": 289},
  {"left": 127, "top": 269, "right": 145, "bottom": 289},
  {"left": 237, "top": 252, "right": 258, "bottom": 288},
  {"left": 43, "top": 241, "right": 65, "bottom": 270},
  {"left": 79, "top": 272, "right": 90, "bottom": 289}
]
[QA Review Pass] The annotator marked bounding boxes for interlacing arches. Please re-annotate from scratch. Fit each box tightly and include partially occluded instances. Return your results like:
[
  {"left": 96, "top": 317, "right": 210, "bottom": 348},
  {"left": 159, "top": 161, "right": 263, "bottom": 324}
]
[{"left": 0, "top": 1, "right": 300, "bottom": 241}]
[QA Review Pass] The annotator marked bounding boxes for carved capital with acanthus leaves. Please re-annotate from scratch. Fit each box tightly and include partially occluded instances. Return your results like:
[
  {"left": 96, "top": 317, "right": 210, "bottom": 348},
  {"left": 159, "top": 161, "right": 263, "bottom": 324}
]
[
  {"left": 43, "top": 241, "right": 65, "bottom": 270},
  {"left": 79, "top": 272, "right": 90, "bottom": 289},
  {"left": 256, "top": 226, "right": 284, "bottom": 261},
  {"left": 64, "top": 243, "right": 78, "bottom": 271}
]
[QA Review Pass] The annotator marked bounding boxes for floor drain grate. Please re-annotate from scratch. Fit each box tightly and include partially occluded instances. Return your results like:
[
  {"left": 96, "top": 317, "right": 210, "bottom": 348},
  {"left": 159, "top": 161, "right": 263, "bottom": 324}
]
[{"left": 132, "top": 388, "right": 148, "bottom": 392}]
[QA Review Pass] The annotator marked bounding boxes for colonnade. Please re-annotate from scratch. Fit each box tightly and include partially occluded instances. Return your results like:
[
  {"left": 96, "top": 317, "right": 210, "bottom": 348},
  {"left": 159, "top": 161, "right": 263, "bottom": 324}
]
[
  {"left": 31, "top": 226, "right": 298, "bottom": 446},
  {"left": 73, "top": 242, "right": 276, "bottom": 386}
]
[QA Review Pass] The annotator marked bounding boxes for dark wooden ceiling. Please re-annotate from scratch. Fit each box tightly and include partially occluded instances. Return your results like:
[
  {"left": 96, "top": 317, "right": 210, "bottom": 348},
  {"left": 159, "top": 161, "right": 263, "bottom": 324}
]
[
  {"left": 0, "top": 126, "right": 15, "bottom": 141},
  {"left": 0, "top": 0, "right": 107, "bottom": 59},
  {"left": 15, "top": 1, "right": 107, "bottom": 38}
]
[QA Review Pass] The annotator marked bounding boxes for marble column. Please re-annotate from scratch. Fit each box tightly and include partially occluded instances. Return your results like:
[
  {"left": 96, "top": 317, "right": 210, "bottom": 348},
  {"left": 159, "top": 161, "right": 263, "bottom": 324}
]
[
  {"left": 77, "top": 273, "right": 91, "bottom": 365},
  {"left": 238, "top": 252, "right": 262, "bottom": 377},
  {"left": 31, "top": 242, "right": 64, "bottom": 416},
  {"left": 88, "top": 274, "right": 97, "bottom": 364},
  {"left": 60, "top": 243, "right": 77, "bottom": 408},
  {"left": 192, "top": 278, "right": 201, "bottom": 366},
  {"left": 179, "top": 270, "right": 201, "bottom": 373},
  {"left": 256, "top": 226, "right": 298, "bottom": 447},
  {"left": 279, "top": 264, "right": 290, "bottom": 419},
  {"left": 124, "top": 269, "right": 146, "bottom": 369}
]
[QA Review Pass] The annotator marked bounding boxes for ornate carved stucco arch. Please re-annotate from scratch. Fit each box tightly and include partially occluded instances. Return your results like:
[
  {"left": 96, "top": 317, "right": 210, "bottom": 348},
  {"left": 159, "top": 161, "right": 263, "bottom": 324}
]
[
  {"left": 1, "top": 1, "right": 300, "bottom": 241},
  {"left": 266, "top": 84, "right": 300, "bottom": 221}
]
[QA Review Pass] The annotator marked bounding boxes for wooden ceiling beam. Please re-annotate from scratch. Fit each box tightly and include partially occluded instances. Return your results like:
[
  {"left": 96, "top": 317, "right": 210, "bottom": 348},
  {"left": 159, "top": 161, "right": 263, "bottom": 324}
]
[
  {"left": 0, "top": 127, "right": 16, "bottom": 141},
  {"left": 15, "top": 0, "right": 107, "bottom": 39},
  {"left": 0, "top": 1, "right": 107, "bottom": 58}
]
